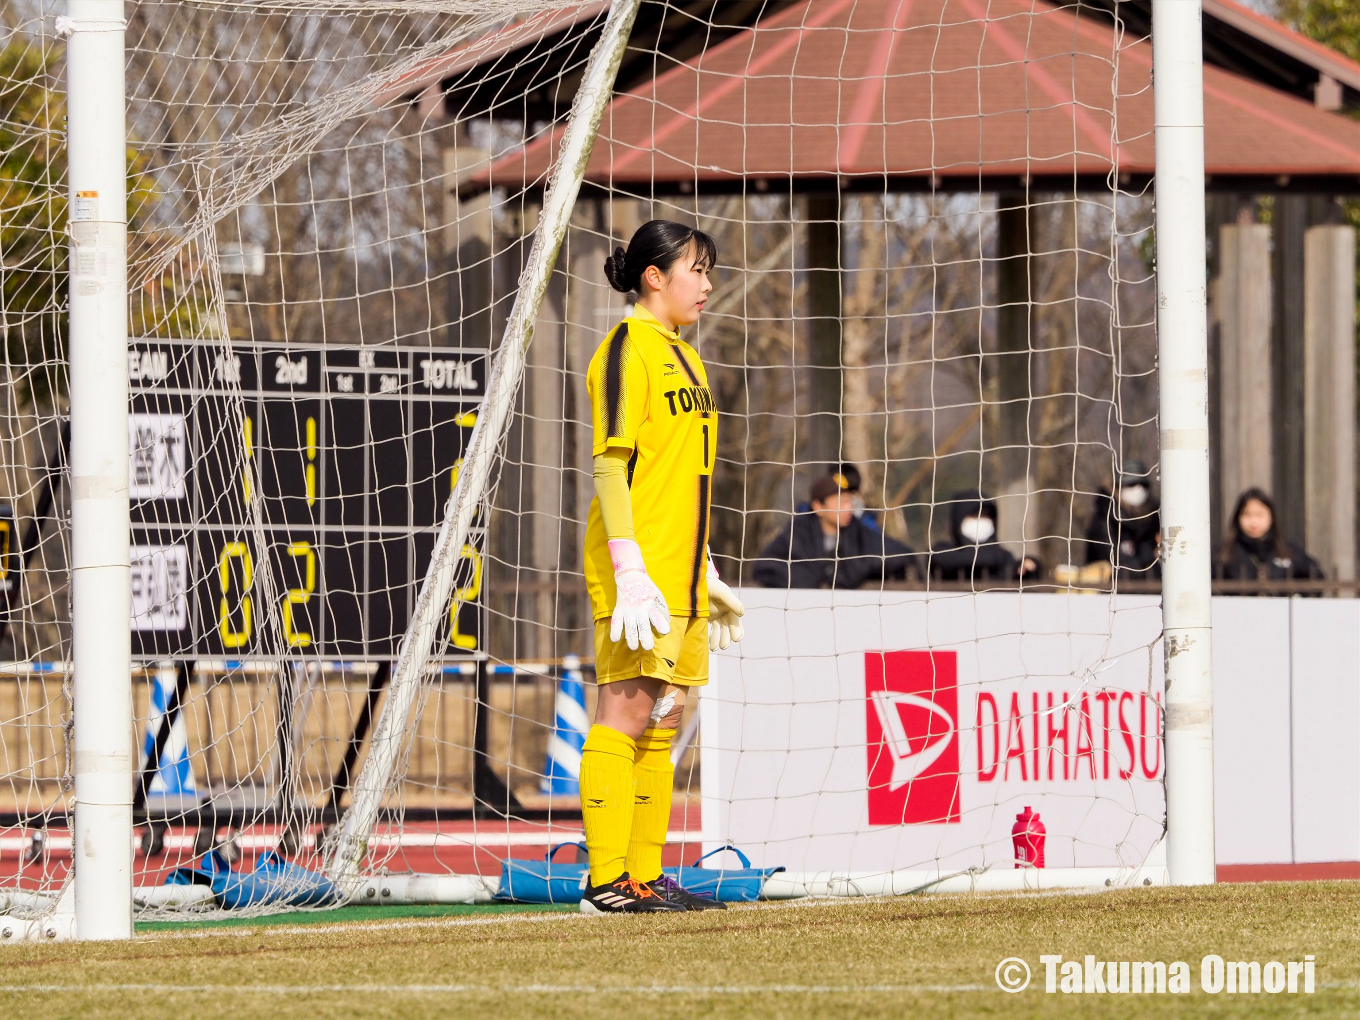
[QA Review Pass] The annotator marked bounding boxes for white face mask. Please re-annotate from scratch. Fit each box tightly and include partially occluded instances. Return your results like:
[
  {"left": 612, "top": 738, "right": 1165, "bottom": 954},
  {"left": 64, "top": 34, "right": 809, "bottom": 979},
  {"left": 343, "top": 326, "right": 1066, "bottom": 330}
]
[
  {"left": 959, "top": 515, "right": 995, "bottom": 543},
  {"left": 1120, "top": 484, "right": 1149, "bottom": 508},
  {"left": 851, "top": 495, "right": 866, "bottom": 518}
]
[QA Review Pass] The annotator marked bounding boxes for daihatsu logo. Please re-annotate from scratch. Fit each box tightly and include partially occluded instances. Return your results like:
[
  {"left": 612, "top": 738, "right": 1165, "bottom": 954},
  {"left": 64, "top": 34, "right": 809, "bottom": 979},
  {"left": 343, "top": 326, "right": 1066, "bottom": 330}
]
[
  {"left": 865, "top": 650, "right": 961, "bottom": 825},
  {"left": 869, "top": 690, "right": 956, "bottom": 791}
]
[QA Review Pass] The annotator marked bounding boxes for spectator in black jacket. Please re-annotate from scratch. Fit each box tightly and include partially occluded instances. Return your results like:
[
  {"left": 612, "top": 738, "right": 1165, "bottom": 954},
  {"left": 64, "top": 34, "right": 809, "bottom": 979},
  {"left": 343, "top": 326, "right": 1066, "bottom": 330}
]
[
  {"left": 1083, "top": 460, "right": 1160, "bottom": 577},
  {"left": 794, "top": 463, "right": 882, "bottom": 532},
  {"left": 753, "top": 473, "right": 916, "bottom": 588},
  {"left": 928, "top": 490, "right": 1040, "bottom": 582},
  {"left": 1216, "top": 487, "right": 1322, "bottom": 585}
]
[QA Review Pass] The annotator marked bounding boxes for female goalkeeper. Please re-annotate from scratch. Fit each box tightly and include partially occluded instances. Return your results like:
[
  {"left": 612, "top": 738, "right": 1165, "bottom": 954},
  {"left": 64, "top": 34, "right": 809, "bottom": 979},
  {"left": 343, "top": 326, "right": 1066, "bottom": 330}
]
[{"left": 578, "top": 220, "right": 746, "bottom": 914}]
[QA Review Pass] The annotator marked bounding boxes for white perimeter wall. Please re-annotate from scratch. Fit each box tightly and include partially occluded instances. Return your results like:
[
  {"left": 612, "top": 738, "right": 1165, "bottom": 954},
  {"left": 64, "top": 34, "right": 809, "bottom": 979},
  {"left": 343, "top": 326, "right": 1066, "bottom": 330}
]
[
  {"left": 1213, "top": 597, "right": 1360, "bottom": 865},
  {"left": 701, "top": 591, "right": 1360, "bottom": 871}
]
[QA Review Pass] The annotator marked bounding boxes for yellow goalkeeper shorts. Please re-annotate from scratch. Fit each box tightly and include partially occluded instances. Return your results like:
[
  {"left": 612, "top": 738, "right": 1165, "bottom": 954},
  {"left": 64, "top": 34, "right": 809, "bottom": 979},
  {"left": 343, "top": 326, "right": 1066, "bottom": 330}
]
[{"left": 593, "top": 616, "right": 709, "bottom": 687}]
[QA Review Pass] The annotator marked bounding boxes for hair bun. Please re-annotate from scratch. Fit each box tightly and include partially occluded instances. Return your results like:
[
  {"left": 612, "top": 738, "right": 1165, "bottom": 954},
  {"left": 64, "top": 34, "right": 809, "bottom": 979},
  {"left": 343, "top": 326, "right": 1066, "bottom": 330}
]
[
  {"left": 601, "top": 222, "right": 718, "bottom": 295},
  {"left": 603, "top": 246, "right": 631, "bottom": 293}
]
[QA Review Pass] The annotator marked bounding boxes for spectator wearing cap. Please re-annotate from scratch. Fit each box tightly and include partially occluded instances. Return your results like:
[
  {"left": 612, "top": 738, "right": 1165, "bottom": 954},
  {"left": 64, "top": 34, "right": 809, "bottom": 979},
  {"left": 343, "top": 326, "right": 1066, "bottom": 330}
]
[
  {"left": 928, "top": 490, "right": 1040, "bottom": 582},
  {"left": 794, "top": 464, "right": 881, "bottom": 532},
  {"left": 1082, "top": 460, "right": 1160, "bottom": 576},
  {"left": 835, "top": 463, "right": 881, "bottom": 532},
  {"left": 753, "top": 473, "right": 916, "bottom": 589}
]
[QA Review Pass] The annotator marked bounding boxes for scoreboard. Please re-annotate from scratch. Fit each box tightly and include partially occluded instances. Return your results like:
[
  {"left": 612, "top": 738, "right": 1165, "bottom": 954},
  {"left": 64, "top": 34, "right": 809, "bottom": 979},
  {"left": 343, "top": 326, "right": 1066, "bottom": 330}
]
[{"left": 127, "top": 338, "right": 486, "bottom": 661}]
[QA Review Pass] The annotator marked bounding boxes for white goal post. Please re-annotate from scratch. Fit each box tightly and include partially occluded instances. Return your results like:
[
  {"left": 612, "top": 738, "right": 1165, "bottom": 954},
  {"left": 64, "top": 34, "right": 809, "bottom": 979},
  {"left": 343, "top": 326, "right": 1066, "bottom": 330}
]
[
  {"left": 1151, "top": 0, "right": 1216, "bottom": 887},
  {"left": 67, "top": 0, "right": 134, "bottom": 941}
]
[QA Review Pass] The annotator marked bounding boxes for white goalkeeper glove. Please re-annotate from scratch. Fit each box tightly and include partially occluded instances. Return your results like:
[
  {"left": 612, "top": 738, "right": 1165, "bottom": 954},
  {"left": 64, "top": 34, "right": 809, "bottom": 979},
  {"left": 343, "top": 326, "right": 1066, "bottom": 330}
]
[
  {"left": 608, "top": 539, "right": 671, "bottom": 651},
  {"left": 706, "top": 548, "right": 745, "bottom": 651}
]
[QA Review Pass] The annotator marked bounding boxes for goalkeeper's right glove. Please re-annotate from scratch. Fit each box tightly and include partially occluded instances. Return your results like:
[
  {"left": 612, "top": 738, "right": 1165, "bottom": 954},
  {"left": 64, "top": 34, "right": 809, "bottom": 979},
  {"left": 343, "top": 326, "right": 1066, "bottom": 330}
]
[{"left": 608, "top": 539, "right": 671, "bottom": 651}]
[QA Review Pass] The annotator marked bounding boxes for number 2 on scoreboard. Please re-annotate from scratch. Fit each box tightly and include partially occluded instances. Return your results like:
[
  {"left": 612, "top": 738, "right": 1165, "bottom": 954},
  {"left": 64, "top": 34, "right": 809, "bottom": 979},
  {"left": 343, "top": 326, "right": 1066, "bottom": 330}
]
[
  {"left": 450, "top": 544, "right": 481, "bottom": 650},
  {"left": 282, "top": 540, "right": 316, "bottom": 648}
]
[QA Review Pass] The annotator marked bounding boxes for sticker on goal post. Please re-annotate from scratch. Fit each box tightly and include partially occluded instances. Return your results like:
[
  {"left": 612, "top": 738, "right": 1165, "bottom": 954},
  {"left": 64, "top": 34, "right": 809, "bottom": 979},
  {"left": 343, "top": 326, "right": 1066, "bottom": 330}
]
[{"left": 865, "top": 650, "right": 961, "bottom": 826}]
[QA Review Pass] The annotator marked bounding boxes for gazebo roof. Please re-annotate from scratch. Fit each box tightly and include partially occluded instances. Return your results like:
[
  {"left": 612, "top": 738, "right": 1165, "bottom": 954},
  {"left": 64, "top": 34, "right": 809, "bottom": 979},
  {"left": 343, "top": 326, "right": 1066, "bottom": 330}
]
[
  {"left": 468, "top": 0, "right": 1360, "bottom": 195},
  {"left": 379, "top": 1, "right": 781, "bottom": 125}
]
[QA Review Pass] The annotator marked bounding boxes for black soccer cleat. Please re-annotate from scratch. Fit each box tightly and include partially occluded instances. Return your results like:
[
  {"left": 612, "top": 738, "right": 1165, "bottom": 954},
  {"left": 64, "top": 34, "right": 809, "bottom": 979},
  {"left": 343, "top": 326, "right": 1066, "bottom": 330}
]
[
  {"left": 644, "top": 874, "right": 727, "bottom": 910},
  {"left": 579, "top": 873, "right": 687, "bottom": 914}
]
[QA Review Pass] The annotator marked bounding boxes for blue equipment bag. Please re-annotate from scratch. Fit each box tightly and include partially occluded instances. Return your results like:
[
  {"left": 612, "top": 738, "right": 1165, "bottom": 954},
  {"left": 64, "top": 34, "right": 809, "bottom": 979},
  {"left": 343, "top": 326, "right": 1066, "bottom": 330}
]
[
  {"left": 166, "top": 848, "right": 340, "bottom": 909},
  {"left": 663, "top": 845, "right": 784, "bottom": 903},
  {"left": 495, "top": 842, "right": 589, "bottom": 904},
  {"left": 496, "top": 842, "right": 783, "bottom": 904}
]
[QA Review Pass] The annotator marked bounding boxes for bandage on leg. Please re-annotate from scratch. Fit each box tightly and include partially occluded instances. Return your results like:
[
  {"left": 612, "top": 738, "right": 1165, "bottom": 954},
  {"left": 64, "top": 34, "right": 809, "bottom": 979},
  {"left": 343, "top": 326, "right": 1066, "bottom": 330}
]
[{"left": 648, "top": 691, "right": 676, "bottom": 724}]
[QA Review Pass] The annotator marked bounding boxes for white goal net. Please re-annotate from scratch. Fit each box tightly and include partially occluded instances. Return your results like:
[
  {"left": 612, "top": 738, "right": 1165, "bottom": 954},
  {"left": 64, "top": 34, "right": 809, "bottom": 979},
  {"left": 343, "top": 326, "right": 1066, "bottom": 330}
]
[{"left": 0, "top": 0, "right": 1194, "bottom": 927}]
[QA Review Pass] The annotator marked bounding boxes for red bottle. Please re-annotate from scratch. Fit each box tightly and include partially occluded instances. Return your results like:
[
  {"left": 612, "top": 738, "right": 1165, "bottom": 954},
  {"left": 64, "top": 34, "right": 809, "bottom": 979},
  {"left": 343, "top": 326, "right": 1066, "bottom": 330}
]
[{"left": 1012, "top": 806, "right": 1046, "bottom": 868}]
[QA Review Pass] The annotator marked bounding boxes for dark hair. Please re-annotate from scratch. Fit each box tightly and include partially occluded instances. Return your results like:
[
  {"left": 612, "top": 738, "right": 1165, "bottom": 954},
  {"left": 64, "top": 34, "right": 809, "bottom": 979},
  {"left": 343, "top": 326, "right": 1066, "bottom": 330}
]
[
  {"left": 1222, "top": 487, "right": 1289, "bottom": 561},
  {"left": 602, "top": 220, "right": 717, "bottom": 294}
]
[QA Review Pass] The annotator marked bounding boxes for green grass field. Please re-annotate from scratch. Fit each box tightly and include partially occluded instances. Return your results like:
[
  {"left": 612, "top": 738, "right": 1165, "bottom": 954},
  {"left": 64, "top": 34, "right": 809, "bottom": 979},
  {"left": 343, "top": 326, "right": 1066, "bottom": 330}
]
[{"left": 4, "top": 882, "right": 1360, "bottom": 1019}]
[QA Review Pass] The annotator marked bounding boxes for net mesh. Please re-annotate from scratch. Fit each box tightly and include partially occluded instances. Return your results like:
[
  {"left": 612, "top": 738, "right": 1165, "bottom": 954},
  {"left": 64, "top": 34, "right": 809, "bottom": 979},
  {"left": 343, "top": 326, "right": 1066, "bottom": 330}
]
[{"left": 0, "top": 0, "right": 1168, "bottom": 921}]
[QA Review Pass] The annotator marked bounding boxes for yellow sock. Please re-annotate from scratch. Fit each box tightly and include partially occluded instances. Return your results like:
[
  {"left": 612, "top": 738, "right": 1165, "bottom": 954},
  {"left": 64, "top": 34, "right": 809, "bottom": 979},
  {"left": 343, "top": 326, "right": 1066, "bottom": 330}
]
[
  {"left": 625, "top": 726, "right": 675, "bottom": 883},
  {"left": 579, "top": 724, "right": 637, "bottom": 886}
]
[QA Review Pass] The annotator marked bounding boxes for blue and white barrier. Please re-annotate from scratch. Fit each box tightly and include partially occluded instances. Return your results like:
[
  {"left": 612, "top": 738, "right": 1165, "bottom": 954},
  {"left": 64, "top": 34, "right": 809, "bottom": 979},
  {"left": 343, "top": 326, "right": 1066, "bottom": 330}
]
[
  {"left": 140, "top": 663, "right": 200, "bottom": 801},
  {"left": 540, "top": 655, "right": 589, "bottom": 795}
]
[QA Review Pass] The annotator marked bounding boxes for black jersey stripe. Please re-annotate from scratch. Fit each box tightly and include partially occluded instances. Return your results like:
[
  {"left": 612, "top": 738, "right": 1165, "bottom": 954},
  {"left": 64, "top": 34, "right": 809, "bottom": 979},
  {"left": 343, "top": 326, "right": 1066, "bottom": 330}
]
[
  {"left": 673, "top": 345, "right": 713, "bottom": 419},
  {"left": 673, "top": 345, "right": 702, "bottom": 386},
  {"left": 689, "top": 474, "right": 710, "bottom": 618},
  {"left": 604, "top": 322, "right": 629, "bottom": 438}
]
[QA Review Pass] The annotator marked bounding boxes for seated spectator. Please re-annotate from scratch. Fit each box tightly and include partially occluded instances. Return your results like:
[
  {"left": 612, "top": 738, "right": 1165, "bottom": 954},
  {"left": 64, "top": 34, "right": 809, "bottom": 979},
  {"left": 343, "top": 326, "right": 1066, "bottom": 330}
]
[
  {"left": 928, "top": 490, "right": 1040, "bottom": 582},
  {"left": 1083, "top": 460, "right": 1160, "bottom": 577},
  {"left": 794, "top": 464, "right": 882, "bottom": 532},
  {"left": 1216, "top": 488, "right": 1322, "bottom": 584},
  {"left": 753, "top": 473, "right": 916, "bottom": 588},
  {"left": 837, "top": 463, "right": 881, "bottom": 532}
]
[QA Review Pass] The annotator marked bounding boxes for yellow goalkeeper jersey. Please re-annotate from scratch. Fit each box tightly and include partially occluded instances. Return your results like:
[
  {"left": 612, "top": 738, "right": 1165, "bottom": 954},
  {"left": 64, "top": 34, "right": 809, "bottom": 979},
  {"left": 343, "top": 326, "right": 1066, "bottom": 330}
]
[{"left": 584, "top": 304, "right": 715, "bottom": 622}]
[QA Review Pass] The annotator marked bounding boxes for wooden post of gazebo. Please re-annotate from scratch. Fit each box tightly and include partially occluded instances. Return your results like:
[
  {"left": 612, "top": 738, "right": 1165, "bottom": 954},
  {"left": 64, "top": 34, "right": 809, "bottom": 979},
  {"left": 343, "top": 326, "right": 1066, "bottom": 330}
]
[
  {"left": 1304, "top": 221, "right": 1357, "bottom": 582},
  {"left": 992, "top": 192, "right": 1035, "bottom": 493},
  {"left": 442, "top": 127, "right": 492, "bottom": 349},
  {"left": 804, "top": 192, "right": 842, "bottom": 473},
  {"left": 1215, "top": 211, "right": 1273, "bottom": 516}
]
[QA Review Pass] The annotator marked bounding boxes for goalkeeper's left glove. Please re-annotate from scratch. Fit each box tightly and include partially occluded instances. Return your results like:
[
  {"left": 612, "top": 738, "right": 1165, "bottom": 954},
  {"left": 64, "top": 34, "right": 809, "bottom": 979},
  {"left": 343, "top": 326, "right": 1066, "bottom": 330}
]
[{"left": 705, "top": 548, "right": 746, "bottom": 651}]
